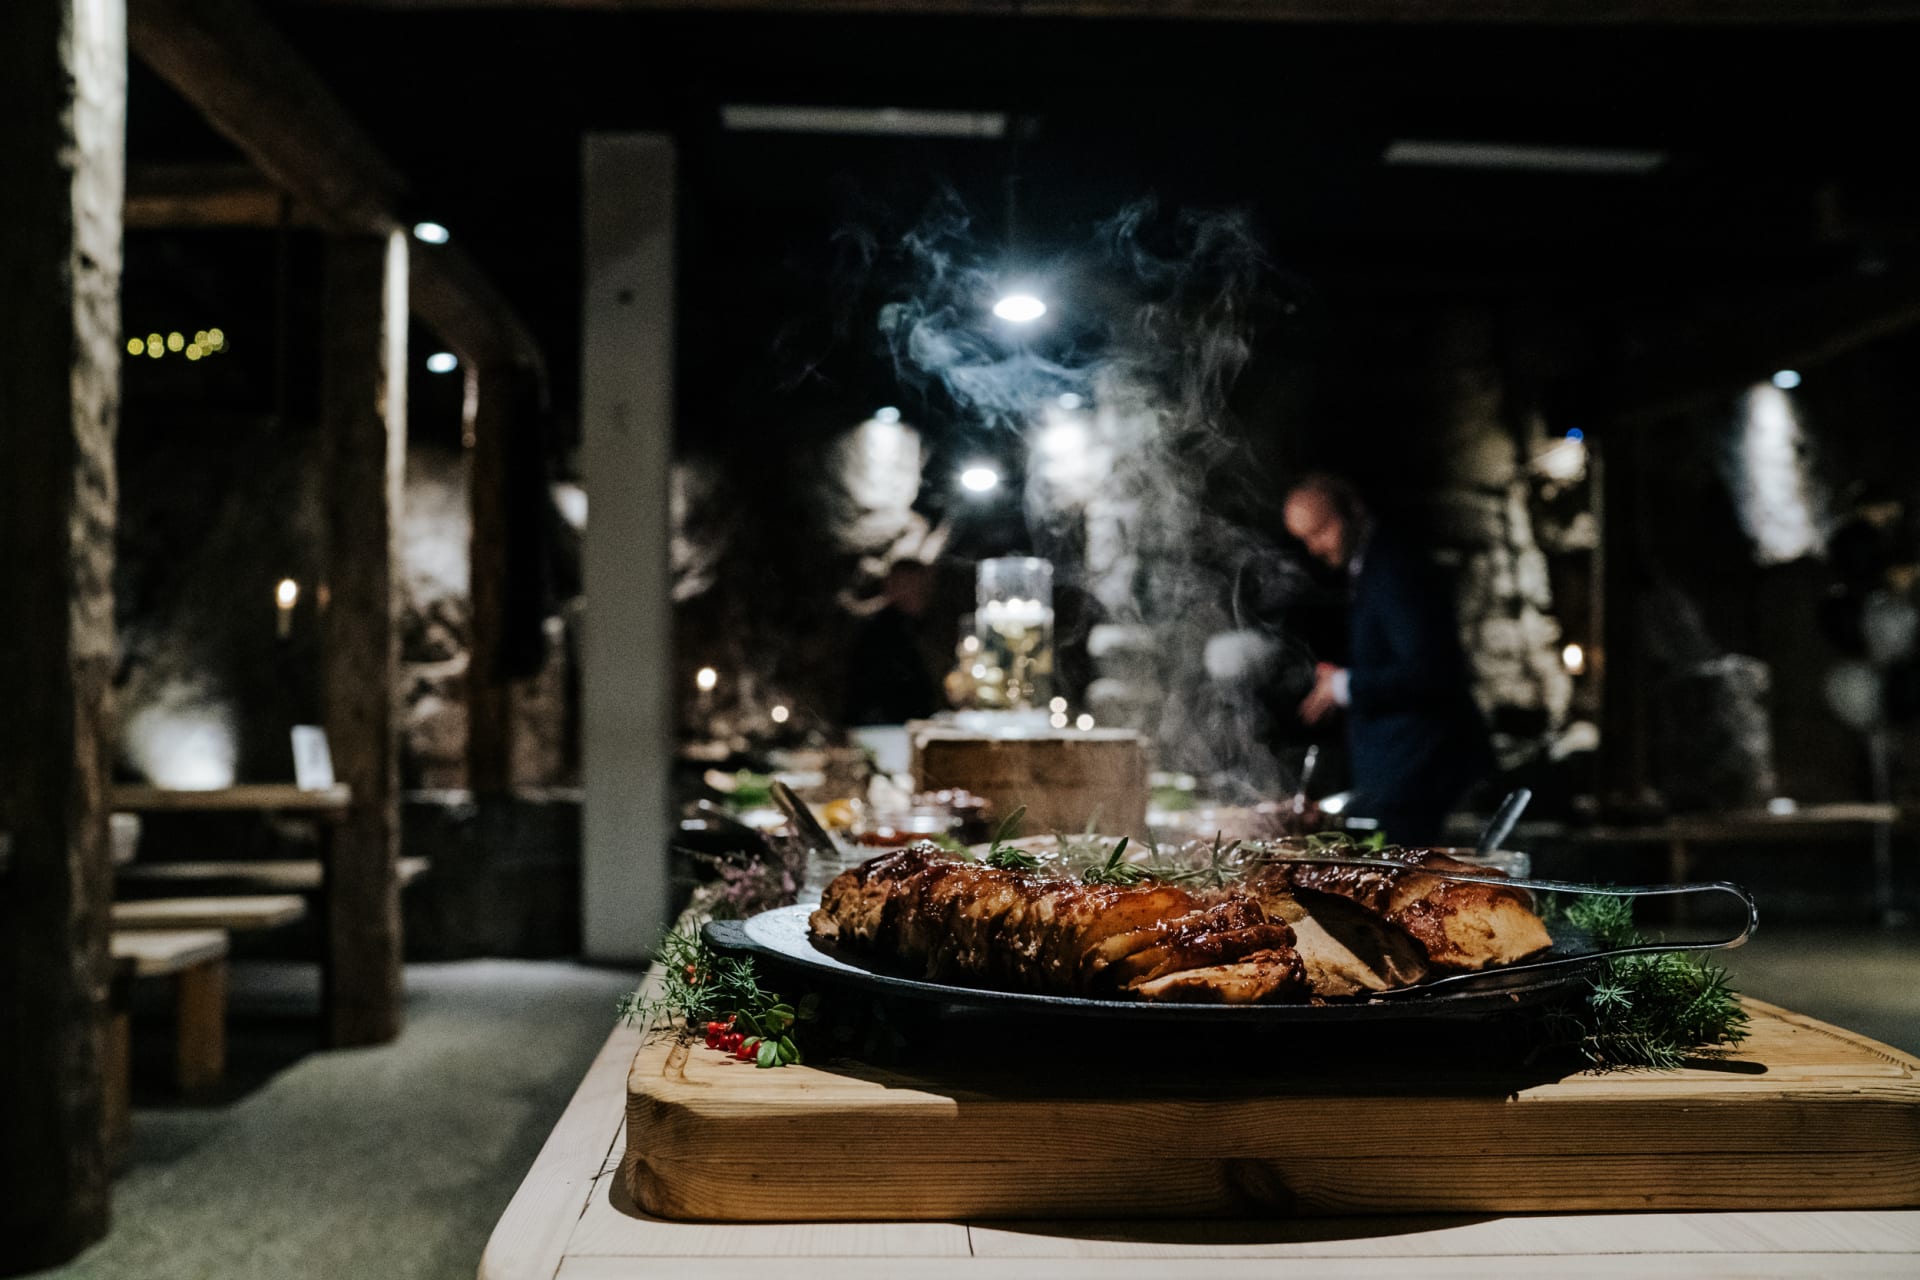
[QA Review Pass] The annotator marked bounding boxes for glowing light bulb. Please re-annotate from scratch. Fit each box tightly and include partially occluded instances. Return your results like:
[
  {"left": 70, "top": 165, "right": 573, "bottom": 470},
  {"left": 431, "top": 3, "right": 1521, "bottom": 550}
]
[
  {"left": 992, "top": 293, "right": 1046, "bottom": 323},
  {"left": 127, "top": 338, "right": 144, "bottom": 356},
  {"left": 960, "top": 465, "right": 1000, "bottom": 493},
  {"left": 1562, "top": 643, "right": 1586, "bottom": 675},
  {"left": 1772, "top": 369, "right": 1802, "bottom": 390},
  {"left": 186, "top": 345, "right": 203, "bottom": 361},
  {"left": 695, "top": 667, "right": 718, "bottom": 693},
  {"left": 425, "top": 351, "right": 459, "bottom": 374},
  {"left": 770, "top": 704, "right": 790, "bottom": 724},
  {"left": 412, "top": 221, "right": 450, "bottom": 245},
  {"left": 194, "top": 330, "right": 208, "bottom": 346},
  {"left": 206, "top": 328, "right": 225, "bottom": 349},
  {"left": 1048, "top": 696, "right": 1067, "bottom": 713},
  {"left": 276, "top": 578, "right": 299, "bottom": 608},
  {"left": 874, "top": 406, "right": 901, "bottom": 424},
  {"left": 167, "top": 332, "right": 184, "bottom": 352},
  {"left": 1050, "top": 713, "right": 1069, "bottom": 729},
  {"left": 1075, "top": 713, "right": 1095, "bottom": 731}
]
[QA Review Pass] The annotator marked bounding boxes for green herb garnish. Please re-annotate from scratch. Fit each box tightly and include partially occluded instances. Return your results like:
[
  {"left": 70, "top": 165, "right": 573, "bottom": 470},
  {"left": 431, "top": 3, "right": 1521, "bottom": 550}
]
[
  {"left": 618, "top": 925, "right": 817, "bottom": 1068},
  {"left": 1538, "top": 894, "right": 1750, "bottom": 1071},
  {"left": 1081, "top": 836, "right": 1151, "bottom": 886},
  {"left": 983, "top": 805, "right": 1041, "bottom": 871}
]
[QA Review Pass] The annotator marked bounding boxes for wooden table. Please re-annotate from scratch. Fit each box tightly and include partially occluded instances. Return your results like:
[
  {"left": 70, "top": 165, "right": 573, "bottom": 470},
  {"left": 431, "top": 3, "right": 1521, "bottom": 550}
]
[
  {"left": 481, "top": 1022, "right": 1920, "bottom": 1279},
  {"left": 108, "top": 784, "right": 367, "bottom": 1039},
  {"left": 1581, "top": 803, "right": 1906, "bottom": 924}
]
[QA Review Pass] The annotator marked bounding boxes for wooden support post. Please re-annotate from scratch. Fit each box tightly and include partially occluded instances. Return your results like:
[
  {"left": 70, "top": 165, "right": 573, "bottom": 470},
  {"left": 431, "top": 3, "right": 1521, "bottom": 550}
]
[
  {"left": 0, "top": 0, "right": 125, "bottom": 1268},
  {"left": 467, "top": 363, "right": 517, "bottom": 795},
  {"left": 321, "top": 231, "right": 409, "bottom": 1048}
]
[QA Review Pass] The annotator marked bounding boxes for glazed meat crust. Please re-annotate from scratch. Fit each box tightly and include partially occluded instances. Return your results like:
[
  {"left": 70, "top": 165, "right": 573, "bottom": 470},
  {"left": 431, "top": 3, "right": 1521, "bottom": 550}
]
[
  {"left": 810, "top": 846, "right": 1308, "bottom": 1003},
  {"left": 1257, "top": 847, "right": 1553, "bottom": 972}
]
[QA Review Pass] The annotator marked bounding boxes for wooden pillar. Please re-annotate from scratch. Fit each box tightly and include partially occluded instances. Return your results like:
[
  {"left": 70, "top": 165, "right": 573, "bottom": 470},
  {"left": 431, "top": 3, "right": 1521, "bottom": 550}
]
[
  {"left": 0, "top": 0, "right": 125, "bottom": 1268},
  {"left": 321, "top": 231, "right": 408, "bottom": 1048},
  {"left": 467, "top": 362, "right": 519, "bottom": 795}
]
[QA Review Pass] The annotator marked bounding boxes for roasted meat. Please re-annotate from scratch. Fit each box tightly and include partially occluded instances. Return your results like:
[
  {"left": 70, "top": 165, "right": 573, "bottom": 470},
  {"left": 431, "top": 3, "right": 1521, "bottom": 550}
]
[
  {"left": 1253, "top": 847, "right": 1552, "bottom": 972},
  {"left": 810, "top": 845, "right": 1307, "bottom": 1003}
]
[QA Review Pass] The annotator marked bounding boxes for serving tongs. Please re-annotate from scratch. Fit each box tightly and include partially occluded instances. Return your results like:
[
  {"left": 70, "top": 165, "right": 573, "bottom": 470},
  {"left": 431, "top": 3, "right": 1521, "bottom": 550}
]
[{"left": 1264, "top": 853, "right": 1759, "bottom": 996}]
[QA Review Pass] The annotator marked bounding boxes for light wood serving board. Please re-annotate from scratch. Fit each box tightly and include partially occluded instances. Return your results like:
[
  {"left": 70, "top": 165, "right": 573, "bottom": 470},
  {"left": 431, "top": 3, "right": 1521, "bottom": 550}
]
[{"left": 624, "top": 999, "right": 1920, "bottom": 1220}]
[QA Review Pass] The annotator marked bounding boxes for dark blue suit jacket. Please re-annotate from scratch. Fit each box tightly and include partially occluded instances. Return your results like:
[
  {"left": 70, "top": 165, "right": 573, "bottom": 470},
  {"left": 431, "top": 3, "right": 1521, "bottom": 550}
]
[{"left": 1346, "top": 523, "right": 1492, "bottom": 819}]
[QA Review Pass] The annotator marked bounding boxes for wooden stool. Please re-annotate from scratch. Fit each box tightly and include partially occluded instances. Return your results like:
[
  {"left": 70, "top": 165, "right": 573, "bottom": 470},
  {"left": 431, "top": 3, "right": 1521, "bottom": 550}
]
[{"left": 107, "top": 928, "right": 231, "bottom": 1165}]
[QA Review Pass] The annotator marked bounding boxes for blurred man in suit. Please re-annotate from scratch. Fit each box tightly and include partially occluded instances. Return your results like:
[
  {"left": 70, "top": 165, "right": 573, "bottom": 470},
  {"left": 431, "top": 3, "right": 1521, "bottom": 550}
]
[{"left": 1286, "top": 473, "right": 1491, "bottom": 845}]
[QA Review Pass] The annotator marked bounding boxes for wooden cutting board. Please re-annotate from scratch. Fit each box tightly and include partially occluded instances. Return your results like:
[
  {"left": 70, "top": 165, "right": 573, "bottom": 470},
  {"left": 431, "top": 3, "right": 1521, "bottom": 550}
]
[{"left": 624, "top": 999, "right": 1920, "bottom": 1220}]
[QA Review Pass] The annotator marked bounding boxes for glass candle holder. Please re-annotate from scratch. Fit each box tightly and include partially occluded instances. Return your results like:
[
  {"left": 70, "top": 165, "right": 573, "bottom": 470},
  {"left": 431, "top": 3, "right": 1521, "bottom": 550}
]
[{"left": 975, "top": 557, "right": 1055, "bottom": 711}]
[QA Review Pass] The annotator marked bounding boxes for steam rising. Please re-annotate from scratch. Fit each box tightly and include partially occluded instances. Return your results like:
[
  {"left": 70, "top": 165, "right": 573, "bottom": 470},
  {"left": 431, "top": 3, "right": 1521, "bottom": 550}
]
[{"left": 879, "top": 196, "right": 1310, "bottom": 794}]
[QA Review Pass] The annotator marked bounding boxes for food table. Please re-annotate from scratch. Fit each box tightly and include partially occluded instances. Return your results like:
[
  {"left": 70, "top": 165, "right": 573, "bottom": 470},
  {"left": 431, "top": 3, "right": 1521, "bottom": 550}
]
[{"left": 480, "top": 1015, "right": 1920, "bottom": 1279}]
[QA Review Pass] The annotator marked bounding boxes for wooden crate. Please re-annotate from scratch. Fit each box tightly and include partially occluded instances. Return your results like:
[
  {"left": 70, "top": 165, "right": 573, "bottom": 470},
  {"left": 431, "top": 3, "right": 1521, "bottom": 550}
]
[
  {"left": 624, "top": 999, "right": 1920, "bottom": 1221},
  {"left": 909, "top": 724, "right": 1149, "bottom": 836}
]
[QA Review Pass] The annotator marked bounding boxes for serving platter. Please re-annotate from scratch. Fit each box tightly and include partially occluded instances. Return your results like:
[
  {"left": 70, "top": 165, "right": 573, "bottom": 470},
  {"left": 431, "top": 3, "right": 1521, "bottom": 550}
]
[{"left": 706, "top": 903, "right": 1597, "bottom": 1025}]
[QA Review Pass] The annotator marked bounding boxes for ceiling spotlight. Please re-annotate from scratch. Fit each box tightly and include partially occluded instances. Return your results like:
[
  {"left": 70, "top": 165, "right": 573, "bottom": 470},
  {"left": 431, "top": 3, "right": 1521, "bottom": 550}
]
[
  {"left": 960, "top": 464, "right": 1000, "bottom": 494},
  {"left": 992, "top": 293, "right": 1046, "bottom": 323},
  {"left": 695, "top": 666, "right": 718, "bottom": 693},
  {"left": 1772, "top": 369, "right": 1802, "bottom": 390},
  {"left": 770, "top": 704, "right": 790, "bottom": 724},
  {"left": 874, "top": 406, "right": 902, "bottom": 424},
  {"left": 412, "top": 221, "right": 450, "bottom": 245},
  {"left": 425, "top": 351, "right": 459, "bottom": 374}
]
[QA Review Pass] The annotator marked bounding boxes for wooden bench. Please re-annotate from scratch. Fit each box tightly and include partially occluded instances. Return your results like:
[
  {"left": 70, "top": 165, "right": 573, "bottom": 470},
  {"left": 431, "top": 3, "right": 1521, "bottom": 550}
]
[
  {"left": 117, "top": 855, "right": 430, "bottom": 893},
  {"left": 105, "top": 929, "right": 231, "bottom": 1164},
  {"left": 110, "top": 894, "right": 308, "bottom": 932}
]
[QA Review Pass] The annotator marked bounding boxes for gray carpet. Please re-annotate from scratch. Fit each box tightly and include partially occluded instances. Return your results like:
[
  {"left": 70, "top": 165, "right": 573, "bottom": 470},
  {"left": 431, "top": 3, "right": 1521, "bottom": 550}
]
[{"left": 38, "top": 960, "right": 639, "bottom": 1280}]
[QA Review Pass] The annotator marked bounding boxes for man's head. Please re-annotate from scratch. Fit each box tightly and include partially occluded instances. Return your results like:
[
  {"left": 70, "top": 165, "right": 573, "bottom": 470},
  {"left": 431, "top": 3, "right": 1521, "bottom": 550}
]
[{"left": 1283, "top": 473, "right": 1366, "bottom": 571}]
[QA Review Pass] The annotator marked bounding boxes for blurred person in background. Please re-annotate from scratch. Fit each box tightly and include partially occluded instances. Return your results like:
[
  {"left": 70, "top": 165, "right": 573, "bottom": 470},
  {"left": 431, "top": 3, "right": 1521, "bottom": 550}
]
[
  {"left": 1285, "top": 472, "right": 1491, "bottom": 845},
  {"left": 843, "top": 559, "right": 942, "bottom": 726}
]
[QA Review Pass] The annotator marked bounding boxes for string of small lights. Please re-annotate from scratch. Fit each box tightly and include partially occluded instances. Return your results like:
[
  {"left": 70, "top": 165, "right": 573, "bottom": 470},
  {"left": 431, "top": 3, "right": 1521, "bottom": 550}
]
[{"left": 126, "top": 328, "right": 230, "bottom": 361}]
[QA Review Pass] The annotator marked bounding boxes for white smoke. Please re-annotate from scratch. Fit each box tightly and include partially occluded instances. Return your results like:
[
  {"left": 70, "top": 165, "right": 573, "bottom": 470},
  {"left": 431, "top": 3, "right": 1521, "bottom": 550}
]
[{"left": 877, "top": 196, "right": 1313, "bottom": 795}]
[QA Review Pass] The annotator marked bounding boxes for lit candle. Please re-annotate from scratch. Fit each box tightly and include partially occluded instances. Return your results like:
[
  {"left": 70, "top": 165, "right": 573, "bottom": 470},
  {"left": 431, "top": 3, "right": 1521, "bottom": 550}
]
[{"left": 275, "top": 578, "right": 299, "bottom": 639}]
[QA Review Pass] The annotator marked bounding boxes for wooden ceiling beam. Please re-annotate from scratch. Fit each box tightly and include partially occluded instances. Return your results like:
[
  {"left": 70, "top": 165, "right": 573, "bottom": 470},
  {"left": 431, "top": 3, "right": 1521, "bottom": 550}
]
[
  {"left": 125, "top": 163, "right": 316, "bottom": 229},
  {"left": 271, "top": 0, "right": 1920, "bottom": 23},
  {"left": 129, "top": 0, "right": 543, "bottom": 374}
]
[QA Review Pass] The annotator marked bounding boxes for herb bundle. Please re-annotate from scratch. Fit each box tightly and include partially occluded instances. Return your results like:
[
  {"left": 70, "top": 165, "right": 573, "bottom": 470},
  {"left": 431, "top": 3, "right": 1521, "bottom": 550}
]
[
  {"left": 1537, "top": 894, "right": 1750, "bottom": 1070},
  {"left": 617, "top": 925, "right": 817, "bottom": 1068},
  {"left": 982, "top": 805, "right": 1041, "bottom": 871}
]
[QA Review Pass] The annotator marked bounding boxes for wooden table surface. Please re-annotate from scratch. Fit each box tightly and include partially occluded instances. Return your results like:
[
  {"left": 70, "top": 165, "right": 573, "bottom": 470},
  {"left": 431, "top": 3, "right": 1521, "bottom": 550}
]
[
  {"left": 480, "top": 1022, "right": 1920, "bottom": 1279},
  {"left": 107, "top": 783, "right": 352, "bottom": 814}
]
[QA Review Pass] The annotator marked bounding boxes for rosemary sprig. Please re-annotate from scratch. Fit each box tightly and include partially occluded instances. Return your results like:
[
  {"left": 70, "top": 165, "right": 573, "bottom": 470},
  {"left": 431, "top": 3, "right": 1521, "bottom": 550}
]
[
  {"left": 617, "top": 924, "right": 818, "bottom": 1067},
  {"left": 1537, "top": 894, "right": 1750, "bottom": 1071},
  {"left": 983, "top": 804, "right": 1041, "bottom": 871},
  {"left": 1082, "top": 836, "right": 1152, "bottom": 886}
]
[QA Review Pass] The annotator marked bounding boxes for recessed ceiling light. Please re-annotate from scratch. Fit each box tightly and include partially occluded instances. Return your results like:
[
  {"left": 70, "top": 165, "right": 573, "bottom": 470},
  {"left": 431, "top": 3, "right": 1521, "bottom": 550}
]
[
  {"left": 1383, "top": 140, "right": 1667, "bottom": 175},
  {"left": 412, "top": 221, "right": 450, "bottom": 244},
  {"left": 960, "top": 464, "right": 1000, "bottom": 494},
  {"left": 992, "top": 293, "right": 1046, "bottom": 323},
  {"left": 425, "top": 351, "right": 459, "bottom": 374}
]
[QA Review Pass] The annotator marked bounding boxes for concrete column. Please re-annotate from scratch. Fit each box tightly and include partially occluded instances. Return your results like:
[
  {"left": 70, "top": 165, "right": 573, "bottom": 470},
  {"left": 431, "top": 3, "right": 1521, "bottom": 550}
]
[{"left": 580, "top": 134, "right": 675, "bottom": 962}]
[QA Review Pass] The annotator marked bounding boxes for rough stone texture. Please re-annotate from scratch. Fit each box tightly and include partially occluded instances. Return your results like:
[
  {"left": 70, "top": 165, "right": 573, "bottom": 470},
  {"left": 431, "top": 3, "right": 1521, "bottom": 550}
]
[
  {"left": 0, "top": 0, "right": 125, "bottom": 1267},
  {"left": 1654, "top": 654, "right": 1779, "bottom": 811},
  {"left": 1429, "top": 312, "right": 1575, "bottom": 770}
]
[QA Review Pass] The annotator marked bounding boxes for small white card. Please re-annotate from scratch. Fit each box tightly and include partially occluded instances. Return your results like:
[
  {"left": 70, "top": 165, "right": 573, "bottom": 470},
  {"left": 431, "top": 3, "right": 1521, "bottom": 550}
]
[{"left": 291, "top": 725, "right": 337, "bottom": 791}]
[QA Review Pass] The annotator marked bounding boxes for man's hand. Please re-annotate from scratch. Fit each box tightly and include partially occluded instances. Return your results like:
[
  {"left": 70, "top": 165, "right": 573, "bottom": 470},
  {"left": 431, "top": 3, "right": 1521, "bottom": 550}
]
[{"left": 1298, "top": 662, "right": 1346, "bottom": 726}]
